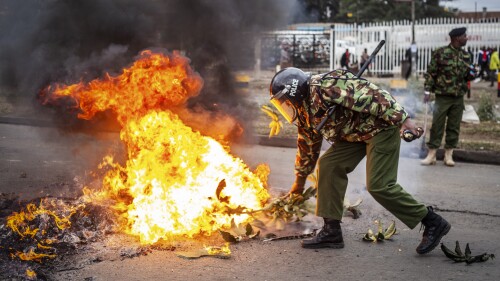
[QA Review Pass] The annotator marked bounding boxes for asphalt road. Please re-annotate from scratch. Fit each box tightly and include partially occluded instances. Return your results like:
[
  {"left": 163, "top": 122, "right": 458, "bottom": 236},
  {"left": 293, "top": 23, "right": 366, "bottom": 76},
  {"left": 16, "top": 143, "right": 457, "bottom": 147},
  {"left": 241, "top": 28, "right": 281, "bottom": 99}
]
[{"left": 1, "top": 122, "right": 499, "bottom": 281}]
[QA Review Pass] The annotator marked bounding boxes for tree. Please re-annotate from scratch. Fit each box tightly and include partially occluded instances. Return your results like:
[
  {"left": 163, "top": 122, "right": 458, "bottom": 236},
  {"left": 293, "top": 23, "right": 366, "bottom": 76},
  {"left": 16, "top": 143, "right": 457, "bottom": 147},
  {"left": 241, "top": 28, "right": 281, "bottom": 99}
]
[
  {"left": 297, "top": 0, "right": 338, "bottom": 22},
  {"left": 297, "top": 0, "right": 454, "bottom": 23}
]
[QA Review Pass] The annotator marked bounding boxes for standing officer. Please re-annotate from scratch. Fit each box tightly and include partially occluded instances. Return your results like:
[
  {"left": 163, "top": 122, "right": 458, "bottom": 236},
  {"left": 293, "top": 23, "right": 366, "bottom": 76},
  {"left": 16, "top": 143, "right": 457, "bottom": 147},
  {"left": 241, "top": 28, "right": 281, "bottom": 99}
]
[
  {"left": 269, "top": 67, "right": 450, "bottom": 254},
  {"left": 421, "top": 27, "right": 475, "bottom": 166}
]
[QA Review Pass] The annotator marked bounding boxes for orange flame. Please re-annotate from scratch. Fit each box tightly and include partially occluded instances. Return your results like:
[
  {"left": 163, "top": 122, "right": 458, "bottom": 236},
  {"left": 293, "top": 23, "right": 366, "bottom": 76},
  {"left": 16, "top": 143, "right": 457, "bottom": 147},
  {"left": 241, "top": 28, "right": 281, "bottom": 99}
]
[
  {"left": 41, "top": 50, "right": 270, "bottom": 244},
  {"left": 6, "top": 198, "right": 81, "bottom": 261},
  {"left": 41, "top": 50, "right": 203, "bottom": 126},
  {"left": 205, "top": 243, "right": 231, "bottom": 257},
  {"left": 14, "top": 248, "right": 56, "bottom": 262},
  {"left": 7, "top": 201, "right": 75, "bottom": 238},
  {"left": 26, "top": 268, "right": 37, "bottom": 280}
]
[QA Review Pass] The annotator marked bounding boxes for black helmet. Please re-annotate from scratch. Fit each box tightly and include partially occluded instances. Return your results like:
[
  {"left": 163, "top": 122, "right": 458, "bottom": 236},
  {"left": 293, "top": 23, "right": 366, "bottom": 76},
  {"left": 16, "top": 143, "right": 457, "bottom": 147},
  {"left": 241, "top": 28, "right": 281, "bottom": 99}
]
[{"left": 269, "top": 67, "right": 310, "bottom": 123}]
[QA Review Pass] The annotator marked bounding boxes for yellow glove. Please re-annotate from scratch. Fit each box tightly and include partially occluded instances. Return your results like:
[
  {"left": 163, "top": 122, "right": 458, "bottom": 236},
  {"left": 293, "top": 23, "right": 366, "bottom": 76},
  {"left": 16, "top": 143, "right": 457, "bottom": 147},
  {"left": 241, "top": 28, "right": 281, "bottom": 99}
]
[{"left": 261, "top": 105, "right": 283, "bottom": 138}]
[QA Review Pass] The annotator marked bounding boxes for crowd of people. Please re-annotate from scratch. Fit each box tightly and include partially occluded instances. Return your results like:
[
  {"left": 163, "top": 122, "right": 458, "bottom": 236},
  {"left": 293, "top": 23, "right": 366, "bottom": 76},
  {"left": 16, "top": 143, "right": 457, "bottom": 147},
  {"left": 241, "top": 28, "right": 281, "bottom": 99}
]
[{"left": 475, "top": 46, "right": 500, "bottom": 87}]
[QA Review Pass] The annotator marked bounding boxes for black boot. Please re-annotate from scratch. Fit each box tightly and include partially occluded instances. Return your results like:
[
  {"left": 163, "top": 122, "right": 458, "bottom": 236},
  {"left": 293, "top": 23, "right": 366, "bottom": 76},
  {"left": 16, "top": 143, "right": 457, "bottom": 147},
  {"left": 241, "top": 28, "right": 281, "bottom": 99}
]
[
  {"left": 301, "top": 218, "right": 344, "bottom": 249},
  {"left": 416, "top": 206, "right": 451, "bottom": 254}
]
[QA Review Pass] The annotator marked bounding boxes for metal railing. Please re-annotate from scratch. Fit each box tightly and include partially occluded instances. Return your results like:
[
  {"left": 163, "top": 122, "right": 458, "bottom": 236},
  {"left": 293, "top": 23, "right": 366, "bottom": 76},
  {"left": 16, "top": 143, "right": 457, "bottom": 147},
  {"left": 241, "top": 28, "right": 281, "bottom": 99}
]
[{"left": 259, "top": 18, "right": 500, "bottom": 76}]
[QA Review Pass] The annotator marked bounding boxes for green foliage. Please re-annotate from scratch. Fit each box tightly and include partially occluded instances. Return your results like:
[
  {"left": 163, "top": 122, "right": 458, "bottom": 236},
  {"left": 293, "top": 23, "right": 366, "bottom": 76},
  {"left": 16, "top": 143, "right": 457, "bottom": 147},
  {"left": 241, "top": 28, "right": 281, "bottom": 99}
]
[{"left": 476, "top": 94, "right": 496, "bottom": 121}]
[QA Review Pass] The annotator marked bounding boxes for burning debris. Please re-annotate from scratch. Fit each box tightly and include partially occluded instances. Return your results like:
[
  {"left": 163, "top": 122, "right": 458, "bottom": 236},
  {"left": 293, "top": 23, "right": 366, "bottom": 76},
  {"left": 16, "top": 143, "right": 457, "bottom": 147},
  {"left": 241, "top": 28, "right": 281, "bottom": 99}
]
[
  {"left": 0, "top": 194, "right": 117, "bottom": 279},
  {"left": 256, "top": 187, "right": 316, "bottom": 230},
  {"left": 175, "top": 243, "right": 231, "bottom": 260},
  {"left": 38, "top": 50, "right": 271, "bottom": 245},
  {"left": 218, "top": 220, "right": 261, "bottom": 244},
  {"left": 1, "top": 50, "right": 277, "bottom": 278}
]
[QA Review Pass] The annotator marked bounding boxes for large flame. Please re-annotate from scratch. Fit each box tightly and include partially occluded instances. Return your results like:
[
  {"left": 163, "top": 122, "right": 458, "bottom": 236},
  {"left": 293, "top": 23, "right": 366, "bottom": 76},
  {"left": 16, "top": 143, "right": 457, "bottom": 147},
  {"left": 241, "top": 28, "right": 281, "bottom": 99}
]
[{"left": 39, "top": 50, "right": 270, "bottom": 244}]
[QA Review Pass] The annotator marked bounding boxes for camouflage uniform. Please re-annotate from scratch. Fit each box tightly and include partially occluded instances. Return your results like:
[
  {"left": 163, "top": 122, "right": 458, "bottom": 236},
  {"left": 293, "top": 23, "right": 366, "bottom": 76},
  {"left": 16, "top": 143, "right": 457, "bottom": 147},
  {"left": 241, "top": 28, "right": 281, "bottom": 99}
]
[
  {"left": 294, "top": 69, "right": 427, "bottom": 228},
  {"left": 424, "top": 44, "right": 472, "bottom": 149}
]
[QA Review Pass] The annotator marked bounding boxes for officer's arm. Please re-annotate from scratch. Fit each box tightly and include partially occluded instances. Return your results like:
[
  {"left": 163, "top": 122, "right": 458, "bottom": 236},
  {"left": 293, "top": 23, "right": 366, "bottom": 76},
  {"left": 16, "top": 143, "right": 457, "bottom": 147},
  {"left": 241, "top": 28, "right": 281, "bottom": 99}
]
[{"left": 294, "top": 126, "right": 322, "bottom": 180}]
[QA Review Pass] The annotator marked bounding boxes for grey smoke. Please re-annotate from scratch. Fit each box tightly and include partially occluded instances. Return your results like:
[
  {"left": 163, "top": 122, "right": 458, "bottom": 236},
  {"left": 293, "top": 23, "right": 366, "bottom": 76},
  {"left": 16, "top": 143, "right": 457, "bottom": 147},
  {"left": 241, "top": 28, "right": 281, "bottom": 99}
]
[{"left": 0, "top": 0, "right": 300, "bottom": 137}]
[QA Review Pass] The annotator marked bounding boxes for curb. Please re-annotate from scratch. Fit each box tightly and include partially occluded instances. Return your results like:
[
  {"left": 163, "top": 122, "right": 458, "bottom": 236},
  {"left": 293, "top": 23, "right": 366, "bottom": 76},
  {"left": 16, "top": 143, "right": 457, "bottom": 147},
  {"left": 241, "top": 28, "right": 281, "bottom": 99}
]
[
  {"left": 256, "top": 136, "right": 500, "bottom": 166},
  {"left": 1, "top": 116, "right": 499, "bottom": 166}
]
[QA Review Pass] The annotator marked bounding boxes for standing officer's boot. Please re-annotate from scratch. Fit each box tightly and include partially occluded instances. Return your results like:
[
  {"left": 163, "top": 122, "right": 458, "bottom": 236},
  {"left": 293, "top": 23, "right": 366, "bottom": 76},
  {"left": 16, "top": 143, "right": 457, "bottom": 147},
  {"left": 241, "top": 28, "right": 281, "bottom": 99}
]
[
  {"left": 301, "top": 218, "right": 344, "bottom": 249},
  {"left": 444, "top": 149, "right": 455, "bottom": 167},
  {"left": 420, "top": 149, "right": 437, "bottom": 165},
  {"left": 416, "top": 206, "right": 451, "bottom": 254}
]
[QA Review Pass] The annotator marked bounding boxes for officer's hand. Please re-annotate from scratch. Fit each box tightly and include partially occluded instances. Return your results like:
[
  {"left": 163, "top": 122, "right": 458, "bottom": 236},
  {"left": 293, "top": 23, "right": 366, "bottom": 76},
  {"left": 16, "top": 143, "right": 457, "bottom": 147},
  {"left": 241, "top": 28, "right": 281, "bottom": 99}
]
[
  {"left": 468, "top": 64, "right": 478, "bottom": 80},
  {"left": 289, "top": 175, "right": 307, "bottom": 195},
  {"left": 400, "top": 118, "right": 422, "bottom": 138},
  {"left": 423, "top": 91, "right": 431, "bottom": 104}
]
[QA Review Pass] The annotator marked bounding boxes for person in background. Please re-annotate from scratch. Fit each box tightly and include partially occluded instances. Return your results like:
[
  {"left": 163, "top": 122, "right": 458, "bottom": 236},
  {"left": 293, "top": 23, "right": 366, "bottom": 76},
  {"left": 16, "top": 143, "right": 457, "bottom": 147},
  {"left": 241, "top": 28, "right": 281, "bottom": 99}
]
[
  {"left": 422, "top": 27, "right": 475, "bottom": 167},
  {"left": 477, "top": 46, "right": 489, "bottom": 81},
  {"left": 405, "top": 47, "right": 412, "bottom": 80},
  {"left": 268, "top": 67, "right": 450, "bottom": 255},
  {"left": 360, "top": 48, "right": 371, "bottom": 76},
  {"left": 488, "top": 47, "right": 499, "bottom": 87},
  {"left": 340, "top": 49, "right": 350, "bottom": 70},
  {"left": 279, "top": 42, "right": 292, "bottom": 69}
]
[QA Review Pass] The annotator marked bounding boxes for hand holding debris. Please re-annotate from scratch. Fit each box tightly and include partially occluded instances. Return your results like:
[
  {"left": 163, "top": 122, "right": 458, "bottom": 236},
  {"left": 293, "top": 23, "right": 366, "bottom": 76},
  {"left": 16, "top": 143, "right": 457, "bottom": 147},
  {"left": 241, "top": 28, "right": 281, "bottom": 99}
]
[{"left": 260, "top": 186, "right": 317, "bottom": 229}]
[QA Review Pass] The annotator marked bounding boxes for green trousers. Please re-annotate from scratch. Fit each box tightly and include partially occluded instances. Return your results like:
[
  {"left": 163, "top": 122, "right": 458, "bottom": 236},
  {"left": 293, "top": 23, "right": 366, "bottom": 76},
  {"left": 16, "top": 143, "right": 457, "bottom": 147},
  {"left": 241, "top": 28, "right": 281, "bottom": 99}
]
[
  {"left": 316, "top": 127, "right": 427, "bottom": 229},
  {"left": 428, "top": 95, "right": 464, "bottom": 149}
]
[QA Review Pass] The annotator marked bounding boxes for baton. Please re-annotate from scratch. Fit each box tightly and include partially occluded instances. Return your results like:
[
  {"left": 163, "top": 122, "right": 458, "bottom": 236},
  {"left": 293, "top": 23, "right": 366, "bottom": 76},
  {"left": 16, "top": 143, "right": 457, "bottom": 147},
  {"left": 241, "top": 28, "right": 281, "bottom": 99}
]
[{"left": 315, "top": 40, "right": 386, "bottom": 132}]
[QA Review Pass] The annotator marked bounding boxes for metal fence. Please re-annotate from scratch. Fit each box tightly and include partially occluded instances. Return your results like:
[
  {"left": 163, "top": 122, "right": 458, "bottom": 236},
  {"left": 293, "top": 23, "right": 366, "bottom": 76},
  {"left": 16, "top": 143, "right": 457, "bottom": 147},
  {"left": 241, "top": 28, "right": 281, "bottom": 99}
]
[{"left": 259, "top": 18, "right": 500, "bottom": 76}]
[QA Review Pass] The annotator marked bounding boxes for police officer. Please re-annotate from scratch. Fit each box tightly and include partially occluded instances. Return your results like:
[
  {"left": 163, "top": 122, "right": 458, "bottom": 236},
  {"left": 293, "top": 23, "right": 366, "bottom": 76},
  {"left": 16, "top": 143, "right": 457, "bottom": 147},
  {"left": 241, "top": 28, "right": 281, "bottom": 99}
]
[
  {"left": 269, "top": 67, "right": 450, "bottom": 254},
  {"left": 421, "top": 27, "right": 475, "bottom": 166}
]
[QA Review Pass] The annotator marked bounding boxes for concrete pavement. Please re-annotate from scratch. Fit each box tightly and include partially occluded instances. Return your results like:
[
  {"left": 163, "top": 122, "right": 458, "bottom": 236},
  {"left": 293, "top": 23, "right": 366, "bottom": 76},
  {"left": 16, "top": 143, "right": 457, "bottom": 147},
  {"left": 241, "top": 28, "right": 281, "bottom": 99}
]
[{"left": 1, "top": 121, "right": 499, "bottom": 280}]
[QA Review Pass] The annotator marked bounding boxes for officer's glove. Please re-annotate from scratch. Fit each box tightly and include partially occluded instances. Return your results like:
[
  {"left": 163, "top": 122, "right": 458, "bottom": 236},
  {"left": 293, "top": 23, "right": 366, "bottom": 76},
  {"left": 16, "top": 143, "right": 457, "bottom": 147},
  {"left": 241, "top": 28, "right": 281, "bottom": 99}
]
[{"left": 289, "top": 175, "right": 307, "bottom": 195}]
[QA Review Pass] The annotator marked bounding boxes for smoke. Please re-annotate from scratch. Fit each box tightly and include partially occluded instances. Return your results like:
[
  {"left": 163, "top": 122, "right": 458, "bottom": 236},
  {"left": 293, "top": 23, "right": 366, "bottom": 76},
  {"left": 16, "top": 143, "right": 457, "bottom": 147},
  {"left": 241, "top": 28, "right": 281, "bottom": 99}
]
[{"left": 0, "top": 0, "right": 300, "bottom": 137}]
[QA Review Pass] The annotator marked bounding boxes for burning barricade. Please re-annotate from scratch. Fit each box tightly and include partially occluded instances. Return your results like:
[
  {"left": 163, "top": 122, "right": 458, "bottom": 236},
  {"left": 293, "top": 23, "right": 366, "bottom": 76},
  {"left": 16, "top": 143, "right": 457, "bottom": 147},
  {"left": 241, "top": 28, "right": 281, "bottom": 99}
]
[{"left": 0, "top": 50, "right": 279, "bottom": 279}]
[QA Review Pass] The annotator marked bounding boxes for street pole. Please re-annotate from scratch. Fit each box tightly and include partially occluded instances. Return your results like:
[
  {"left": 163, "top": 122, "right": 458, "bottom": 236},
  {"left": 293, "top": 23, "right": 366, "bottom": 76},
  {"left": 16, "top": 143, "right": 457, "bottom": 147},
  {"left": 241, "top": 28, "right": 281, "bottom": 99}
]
[
  {"left": 329, "top": 24, "right": 335, "bottom": 71},
  {"left": 411, "top": 0, "right": 415, "bottom": 43},
  {"left": 411, "top": 0, "right": 418, "bottom": 80}
]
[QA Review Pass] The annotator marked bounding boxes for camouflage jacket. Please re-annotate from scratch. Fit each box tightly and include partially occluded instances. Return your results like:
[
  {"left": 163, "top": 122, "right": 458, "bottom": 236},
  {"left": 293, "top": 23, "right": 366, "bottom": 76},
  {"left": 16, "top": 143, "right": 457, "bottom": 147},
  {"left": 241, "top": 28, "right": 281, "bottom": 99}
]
[
  {"left": 294, "top": 69, "right": 409, "bottom": 178},
  {"left": 424, "top": 44, "right": 472, "bottom": 97}
]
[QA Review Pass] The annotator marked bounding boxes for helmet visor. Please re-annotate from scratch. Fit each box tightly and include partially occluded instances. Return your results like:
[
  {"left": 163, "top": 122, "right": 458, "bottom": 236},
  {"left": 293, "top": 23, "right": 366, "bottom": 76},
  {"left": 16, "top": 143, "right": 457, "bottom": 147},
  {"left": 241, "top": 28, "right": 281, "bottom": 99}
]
[{"left": 270, "top": 88, "right": 297, "bottom": 124}]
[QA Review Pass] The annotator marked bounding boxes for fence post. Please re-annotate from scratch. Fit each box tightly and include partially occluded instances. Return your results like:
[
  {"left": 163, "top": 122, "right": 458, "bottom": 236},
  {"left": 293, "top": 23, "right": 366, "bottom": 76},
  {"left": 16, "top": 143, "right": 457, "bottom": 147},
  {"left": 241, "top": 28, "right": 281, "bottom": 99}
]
[{"left": 329, "top": 24, "right": 335, "bottom": 71}]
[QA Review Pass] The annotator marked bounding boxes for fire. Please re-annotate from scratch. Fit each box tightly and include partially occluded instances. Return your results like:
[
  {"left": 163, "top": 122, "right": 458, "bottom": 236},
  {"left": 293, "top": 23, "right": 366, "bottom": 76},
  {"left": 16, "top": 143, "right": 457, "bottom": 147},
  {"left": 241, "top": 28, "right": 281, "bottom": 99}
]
[
  {"left": 7, "top": 202, "right": 74, "bottom": 238},
  {"left": 39, "top": 50, "right": 270, "bottom": 244},
  {"left": 40, "top": 50, "right": 203, "bottom": 126},
  {"left": 205, "top": 243, "right": 231, "bottom": 257},
  {"left": 6, "top": 198, "right": 85, "bottom": 262},
  {"left": 26, "top": 268, "right": 37, "bottom": 280}
]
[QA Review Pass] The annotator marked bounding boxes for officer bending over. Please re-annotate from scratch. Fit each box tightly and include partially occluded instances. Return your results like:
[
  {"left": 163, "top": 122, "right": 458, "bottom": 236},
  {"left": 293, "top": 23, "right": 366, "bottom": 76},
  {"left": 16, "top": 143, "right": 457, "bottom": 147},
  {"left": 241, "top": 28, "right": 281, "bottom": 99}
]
[{"left": 269, "top": 67, "right": 450, "bottom": 254}]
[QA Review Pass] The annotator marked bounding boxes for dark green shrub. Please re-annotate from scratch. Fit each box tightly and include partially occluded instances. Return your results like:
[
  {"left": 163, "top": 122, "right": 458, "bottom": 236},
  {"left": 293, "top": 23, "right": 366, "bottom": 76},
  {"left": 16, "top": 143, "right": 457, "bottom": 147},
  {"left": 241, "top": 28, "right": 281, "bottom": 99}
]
[{"left": 476, "top": 94, "right": 495, "bottom": 121}]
